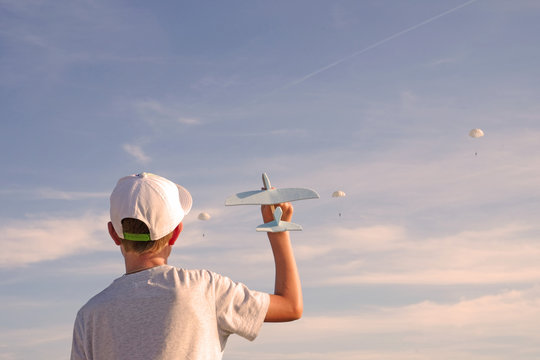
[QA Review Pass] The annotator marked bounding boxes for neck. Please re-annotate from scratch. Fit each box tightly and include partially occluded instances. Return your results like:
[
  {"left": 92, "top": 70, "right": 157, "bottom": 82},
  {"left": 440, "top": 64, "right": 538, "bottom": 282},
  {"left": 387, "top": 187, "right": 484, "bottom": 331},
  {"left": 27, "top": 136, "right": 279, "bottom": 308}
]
[
  {"left": 124, "top": 258, "right": 166, "bottom": 275},
  {"left": 122, "top": 247, "right": 171, "bottom": 275}
]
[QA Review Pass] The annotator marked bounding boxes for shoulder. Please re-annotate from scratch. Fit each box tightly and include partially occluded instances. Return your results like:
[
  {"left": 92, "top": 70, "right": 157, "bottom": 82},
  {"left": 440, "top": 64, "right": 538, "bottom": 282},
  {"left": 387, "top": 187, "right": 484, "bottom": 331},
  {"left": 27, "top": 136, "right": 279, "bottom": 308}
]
[
  {"left": 162, "top": 266, "right": 232, "bottom": 291},
  {"left": 75, "top": 277, "right": 124, "bottom": 316},
  {"left": 169, "top": 266, "right": 215, "bottom": 281}
]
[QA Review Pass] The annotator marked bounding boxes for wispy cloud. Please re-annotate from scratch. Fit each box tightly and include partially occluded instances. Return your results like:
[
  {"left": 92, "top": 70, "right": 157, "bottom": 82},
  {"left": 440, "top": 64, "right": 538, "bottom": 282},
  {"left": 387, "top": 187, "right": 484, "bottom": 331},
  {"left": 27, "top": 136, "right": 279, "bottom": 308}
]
[
  {"left": 295, "top": 125, "right": 540, "bottom": 209},
  {"left": 0, "top": 212, "right": 109, "bottom": 267},
  {"left": 123, "top": 144, "right": 151, "bottom": 164},
  {"left": 161, "top": 125, "right": 540, "bottom": 286},
  {"left": 0, "top": 188, "right": 108, "bottom": 200},
  {"left": 35, "top": 189, "right": 109, "bottom": 200},
  {"left": 0, "top": 323, "right": 73, "bottom": 358},
  {"left": 214, "top": 128, "right": 309, "bottom": 138},
  {"left": 279, "top": 0, "right": 479, "bottom": 90},
  {"left": 301, "top": 222, "right": 540, "bottom": 286},
  {"left": 427, "top": 56, "right": 462, "bottom": 67},
  {"left": 228, "top": 286, "right": 540, "bottom": 359},
  {"left": 122, "top": 99, "right": 204, "bottom": 164},
  {"left": 134, "top": 99, "right": 202, "bottom": 126},
  {"left": 190, "top": 74, "right": 240, "bottom": 91},
  {"left": 178, "top": 117, "right": 201, "bottom": 125},
  {"left": 182, "top": 220, "right": 540, "bottom": 287}
]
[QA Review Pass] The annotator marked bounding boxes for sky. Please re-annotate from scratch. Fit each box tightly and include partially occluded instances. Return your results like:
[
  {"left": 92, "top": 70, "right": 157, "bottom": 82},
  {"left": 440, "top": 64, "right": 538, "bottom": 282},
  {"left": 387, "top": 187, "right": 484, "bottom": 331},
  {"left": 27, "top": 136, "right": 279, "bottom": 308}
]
[{"left": 1, "top": 0, "right": 540, "bottom": 359}]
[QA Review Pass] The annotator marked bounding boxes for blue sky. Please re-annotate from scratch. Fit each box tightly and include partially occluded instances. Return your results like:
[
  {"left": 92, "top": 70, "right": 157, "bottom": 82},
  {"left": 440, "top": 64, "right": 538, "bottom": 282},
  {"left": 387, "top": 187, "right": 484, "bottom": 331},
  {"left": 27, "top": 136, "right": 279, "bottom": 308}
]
[{"left": 2, "top": 0, "right": 540, "bottom": 358}]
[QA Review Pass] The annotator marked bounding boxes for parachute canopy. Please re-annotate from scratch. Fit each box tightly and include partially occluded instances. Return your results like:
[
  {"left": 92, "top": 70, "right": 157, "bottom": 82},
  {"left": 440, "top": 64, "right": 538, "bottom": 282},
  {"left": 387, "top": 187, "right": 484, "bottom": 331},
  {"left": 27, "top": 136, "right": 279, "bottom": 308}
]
[
  {"left": 469, "top": 128, "right": 484, "bottom": 138},
  {"left": 198, "top": 212, "right": 211, "bottom": 221},
  {"left": 332, "top": 190, "right": 346, "bottom": 198}
]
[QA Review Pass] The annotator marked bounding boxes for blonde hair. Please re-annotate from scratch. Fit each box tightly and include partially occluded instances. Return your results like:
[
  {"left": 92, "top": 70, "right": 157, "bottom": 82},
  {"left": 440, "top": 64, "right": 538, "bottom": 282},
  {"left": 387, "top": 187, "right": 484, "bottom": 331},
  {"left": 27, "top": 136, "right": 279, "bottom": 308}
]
[{"left": 120, "top": 218, "right": 173, "bottom": 254}]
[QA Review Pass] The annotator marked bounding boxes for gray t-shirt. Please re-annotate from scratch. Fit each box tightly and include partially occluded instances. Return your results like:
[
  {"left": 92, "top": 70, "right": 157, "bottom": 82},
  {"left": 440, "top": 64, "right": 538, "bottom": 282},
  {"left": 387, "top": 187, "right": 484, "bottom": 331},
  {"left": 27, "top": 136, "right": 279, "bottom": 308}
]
[{"left": 71, "top": 265, "right": 270, "bottom": 360}]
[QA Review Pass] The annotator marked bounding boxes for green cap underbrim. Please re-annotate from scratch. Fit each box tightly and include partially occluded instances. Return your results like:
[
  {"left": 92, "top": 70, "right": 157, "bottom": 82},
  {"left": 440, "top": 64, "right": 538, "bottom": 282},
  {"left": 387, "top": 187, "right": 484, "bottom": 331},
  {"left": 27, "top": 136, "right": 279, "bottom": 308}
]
[{"left": 123, "top": 232, "right": 152, "bottom": 241}]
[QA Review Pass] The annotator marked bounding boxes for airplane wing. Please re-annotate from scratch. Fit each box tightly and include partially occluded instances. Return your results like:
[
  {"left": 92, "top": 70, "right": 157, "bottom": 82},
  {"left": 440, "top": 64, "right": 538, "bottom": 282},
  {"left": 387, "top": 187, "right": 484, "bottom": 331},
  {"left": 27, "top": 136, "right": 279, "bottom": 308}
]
[
  {"left": 256, "top": 221, "right": 303, "bottom": 232},
  {"left": 225, "top": 187, "right": 319, "bottom": 206},
  {"left": 255, "top": 206, "right": 303, "bottom": 232}
]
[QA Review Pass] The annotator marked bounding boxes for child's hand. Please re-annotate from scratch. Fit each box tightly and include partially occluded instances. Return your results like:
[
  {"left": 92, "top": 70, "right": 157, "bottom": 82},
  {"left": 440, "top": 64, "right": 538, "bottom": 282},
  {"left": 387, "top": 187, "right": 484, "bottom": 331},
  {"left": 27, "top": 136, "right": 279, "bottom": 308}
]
[{"left": 261, "top": 202, "right": 293, "bottom": 223}]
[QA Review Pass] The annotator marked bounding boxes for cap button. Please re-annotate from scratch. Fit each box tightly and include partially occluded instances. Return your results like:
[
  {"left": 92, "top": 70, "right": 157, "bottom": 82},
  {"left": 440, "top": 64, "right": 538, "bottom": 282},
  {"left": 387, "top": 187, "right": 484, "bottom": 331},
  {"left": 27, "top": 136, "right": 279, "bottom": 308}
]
[{"left": 138, "top": 172, "right": 148, "bottom": 178}]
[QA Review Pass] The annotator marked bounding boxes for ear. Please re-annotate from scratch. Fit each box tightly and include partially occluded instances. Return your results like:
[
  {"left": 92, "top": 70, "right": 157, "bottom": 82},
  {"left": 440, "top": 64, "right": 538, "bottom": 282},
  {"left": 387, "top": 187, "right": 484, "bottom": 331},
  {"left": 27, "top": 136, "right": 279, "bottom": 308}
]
[
  {"left": 108, "top": 222, "right": 123, "bottom": 246},
  {"left": 169, "top": 222, "right": 183, "bottom": 246}
]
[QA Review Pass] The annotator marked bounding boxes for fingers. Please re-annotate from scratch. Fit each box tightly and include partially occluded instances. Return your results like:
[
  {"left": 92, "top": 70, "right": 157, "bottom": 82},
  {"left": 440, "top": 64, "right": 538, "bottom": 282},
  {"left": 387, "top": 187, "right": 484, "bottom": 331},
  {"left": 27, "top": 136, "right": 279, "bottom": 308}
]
[
  {"left": 278, "top": 202, "right": 293, "bottom": 222},
  {"left": 261, "top": 204, "right": 274, "bottom": 222},
  {"left": 261, "top": 202, "right": 293, "bottom": 222}
]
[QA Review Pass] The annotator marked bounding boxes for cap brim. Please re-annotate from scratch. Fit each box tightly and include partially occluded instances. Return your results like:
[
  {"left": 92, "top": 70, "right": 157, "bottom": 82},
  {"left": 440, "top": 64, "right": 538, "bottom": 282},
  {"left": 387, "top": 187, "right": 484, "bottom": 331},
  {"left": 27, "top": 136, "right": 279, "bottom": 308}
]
[{"left": 176, "top": 184, "right": 192, "bottom": 216}]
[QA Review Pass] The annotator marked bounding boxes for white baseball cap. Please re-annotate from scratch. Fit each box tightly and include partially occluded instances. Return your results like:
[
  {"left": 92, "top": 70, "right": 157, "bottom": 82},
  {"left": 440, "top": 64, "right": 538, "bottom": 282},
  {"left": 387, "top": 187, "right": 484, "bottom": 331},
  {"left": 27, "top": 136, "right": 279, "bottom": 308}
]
[{"left": 110, "top": 172, "right": 192, "bottom": 241}]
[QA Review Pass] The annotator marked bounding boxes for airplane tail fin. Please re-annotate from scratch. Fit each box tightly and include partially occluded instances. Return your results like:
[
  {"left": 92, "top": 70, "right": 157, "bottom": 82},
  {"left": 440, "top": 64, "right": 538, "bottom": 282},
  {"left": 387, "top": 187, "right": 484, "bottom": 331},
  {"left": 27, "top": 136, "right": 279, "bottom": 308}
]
[
  {"left": 262, "top": 173, "right": 271, "bottom": 190},
  {"left": 256, "top": 206, "right": 303, "bottom": 232}
]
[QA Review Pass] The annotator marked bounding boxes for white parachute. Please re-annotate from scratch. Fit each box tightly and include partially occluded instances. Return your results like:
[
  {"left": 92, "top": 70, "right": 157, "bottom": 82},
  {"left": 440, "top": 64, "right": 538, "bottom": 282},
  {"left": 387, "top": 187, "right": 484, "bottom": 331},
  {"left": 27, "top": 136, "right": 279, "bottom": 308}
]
[
  {"left": 469, "top": 128, "right": 484, "bottom": 138},
  {"left": 198, "top": 212, "right": 211, "bottom": 221},
  {"left": 197, "top": 212, "right": 211, "bottom": 237},
  {"left": 332, "top": 190, "right": 346, "bottom": 217},
  {"left": 469, "top": 128, "right": 485, "bottom": 156}
]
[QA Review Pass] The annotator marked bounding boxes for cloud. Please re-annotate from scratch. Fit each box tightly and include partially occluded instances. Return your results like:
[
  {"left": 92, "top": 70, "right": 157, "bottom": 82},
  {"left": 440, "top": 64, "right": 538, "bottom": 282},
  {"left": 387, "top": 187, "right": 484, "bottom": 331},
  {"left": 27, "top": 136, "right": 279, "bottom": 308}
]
[
  {"left": 427, "top": 56, "right": 462, "bottom": 66},
  {"left": 178, "top": 117, "right": 201, "bottom": 125},
  {"left": 0, "top": 212, "right": 109, "bottom": 267},
  {"left": 159, "top": 123, "right": 540, "bottom": 287},
  {"left": 177, "top": 218, "right": 540, "bottom": 288},
  {"left": 278, "top": 0, "right": 478, "bottom": 90},
  {"left": 214, "top": 128, "right": 309, "bottom": 138},
  {"left": 0, "top": 323, "right": 73, "bottom": 359},
  {"left": 122, "top": 144, "right": 151, "bottom": 164},
  {"left": 190, "top": 74, "right": 240, "bottom": 91},
  {"left": 274, "top": 126, "right": 540, "bottom": 218},
  {"left": 227, "top": 286, "right": 540, "bottom": 359},
  {"left": 0, "top": 188, "right": 108, "bottom": 200},
  {"left": 145, "top": 123, "right": 540, "bottom": 291},
  {"left": 35, "top": 189, "right": 109, "bottom": 200},
  {"left": 295, "top": 222, "right": 540, "bottom": 286},
  {"left": 134, "top": 99, "right": 202, "bottom": 126}
]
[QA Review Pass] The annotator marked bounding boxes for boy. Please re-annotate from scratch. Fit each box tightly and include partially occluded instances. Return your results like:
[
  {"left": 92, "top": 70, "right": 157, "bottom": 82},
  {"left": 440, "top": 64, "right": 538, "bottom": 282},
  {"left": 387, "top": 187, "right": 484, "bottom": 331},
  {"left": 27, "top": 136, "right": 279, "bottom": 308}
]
[{"left": 71, "top": 172, "right": 302, "bottom": 359}]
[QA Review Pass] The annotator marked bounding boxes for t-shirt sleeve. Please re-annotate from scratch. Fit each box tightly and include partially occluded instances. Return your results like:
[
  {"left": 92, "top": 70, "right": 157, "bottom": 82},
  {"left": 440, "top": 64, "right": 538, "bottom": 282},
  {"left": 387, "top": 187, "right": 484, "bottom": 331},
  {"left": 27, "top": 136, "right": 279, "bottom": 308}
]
[
  {"left": 212, "top": 272, "right": 270, "bottom": 341},
  {"left": 70, "top": 311, "right": 87, "bottom": 360}
]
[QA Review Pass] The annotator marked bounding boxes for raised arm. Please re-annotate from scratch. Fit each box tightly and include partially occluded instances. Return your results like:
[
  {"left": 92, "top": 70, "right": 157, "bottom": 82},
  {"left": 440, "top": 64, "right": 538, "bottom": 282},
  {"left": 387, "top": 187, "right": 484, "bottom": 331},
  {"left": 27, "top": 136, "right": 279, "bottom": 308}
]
[{"left": 262, "top": 202, "right": 303, "bottom": 322}]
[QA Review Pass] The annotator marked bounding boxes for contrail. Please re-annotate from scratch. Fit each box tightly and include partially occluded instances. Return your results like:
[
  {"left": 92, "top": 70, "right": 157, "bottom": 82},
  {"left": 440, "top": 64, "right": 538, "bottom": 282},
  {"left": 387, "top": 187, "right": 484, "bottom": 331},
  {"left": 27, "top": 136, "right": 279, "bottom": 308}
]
[{"left": 280, "top": 0, "right": 478, "bottom": 90}]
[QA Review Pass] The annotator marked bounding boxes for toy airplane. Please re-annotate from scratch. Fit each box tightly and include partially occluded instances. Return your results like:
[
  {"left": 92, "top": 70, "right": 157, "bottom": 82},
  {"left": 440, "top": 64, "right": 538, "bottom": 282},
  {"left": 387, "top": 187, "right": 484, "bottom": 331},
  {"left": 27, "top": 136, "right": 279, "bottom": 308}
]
[
  {"left": 225, "top": 173, "right": 319, "bottom": 206},
  {"left": 225, "top": 173, "right": 319, "bottom": 232},
  {"left": 255, "top": 206, "right": 303, "bottom": 232}
]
